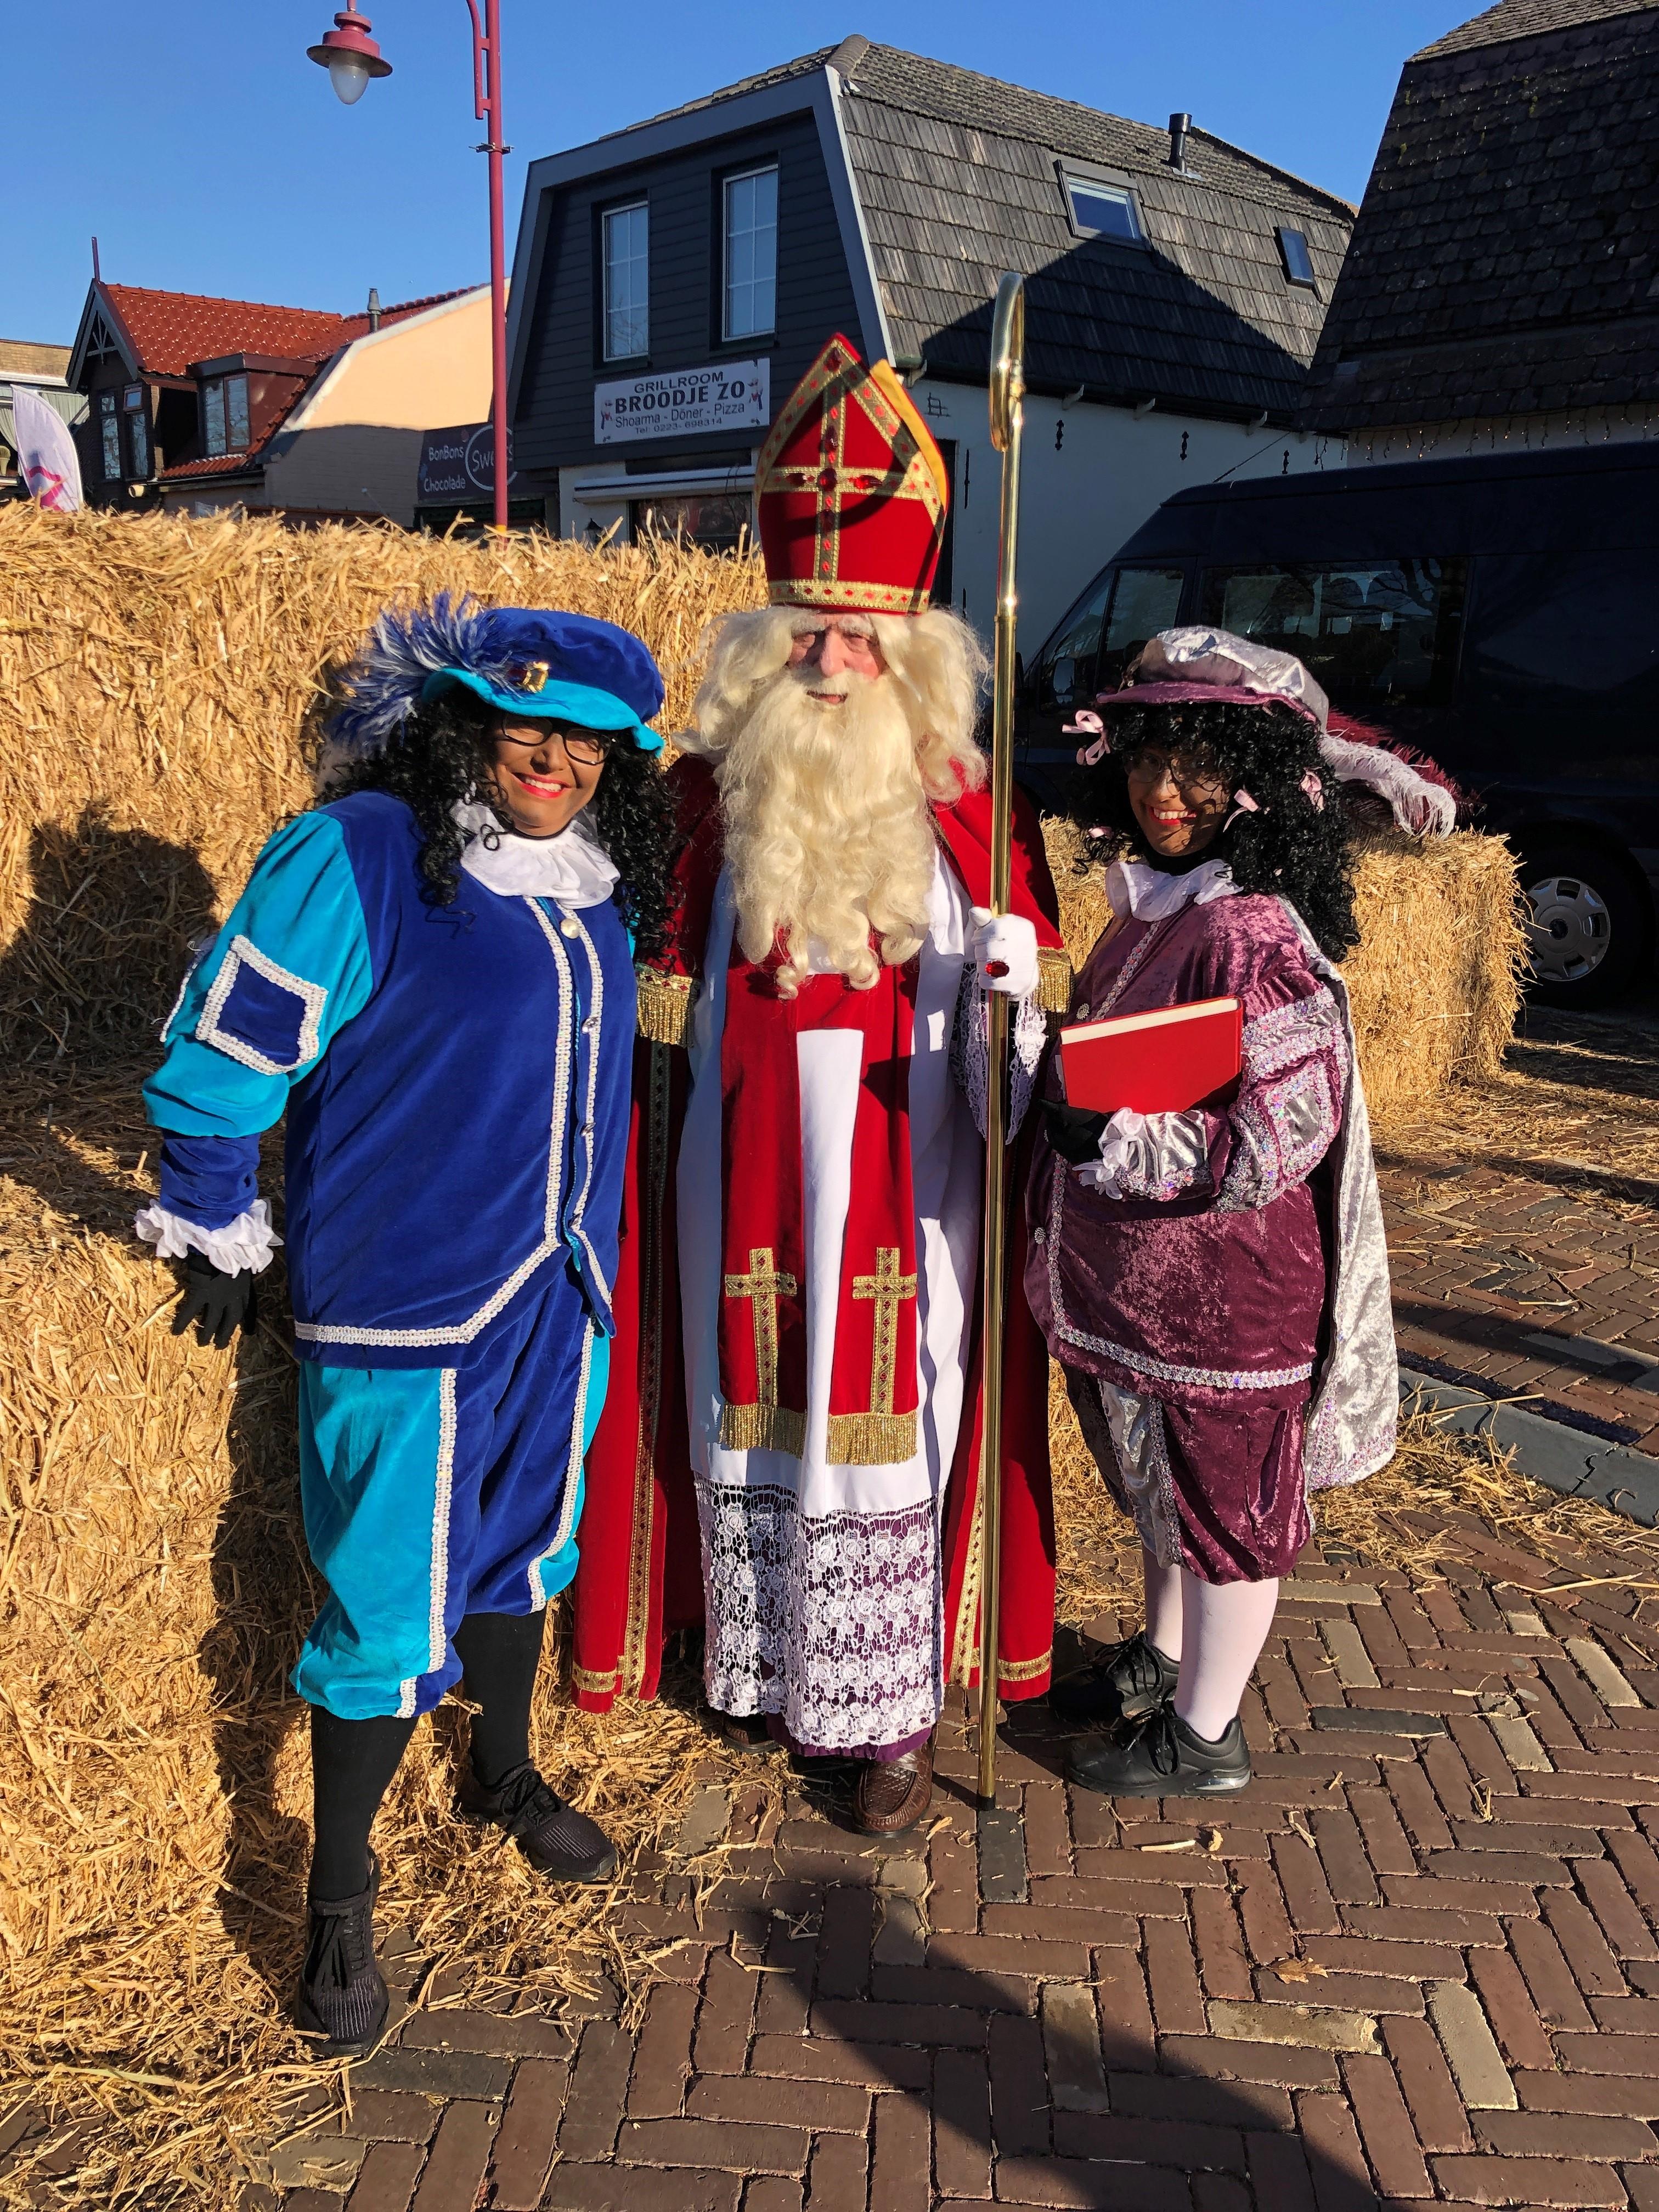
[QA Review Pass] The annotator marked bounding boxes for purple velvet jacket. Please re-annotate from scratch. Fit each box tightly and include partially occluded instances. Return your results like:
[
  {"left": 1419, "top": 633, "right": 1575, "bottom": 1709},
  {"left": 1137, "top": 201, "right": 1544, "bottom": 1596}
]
[{"left": 1026, "top": 888, "right": 1350, "bottom": 1418}]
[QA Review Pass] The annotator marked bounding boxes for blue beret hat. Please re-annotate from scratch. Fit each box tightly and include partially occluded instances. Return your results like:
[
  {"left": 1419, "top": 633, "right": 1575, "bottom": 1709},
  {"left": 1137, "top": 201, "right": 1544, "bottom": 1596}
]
[{"left": 329, "top": 592, "right": 667, "bottom": 755}]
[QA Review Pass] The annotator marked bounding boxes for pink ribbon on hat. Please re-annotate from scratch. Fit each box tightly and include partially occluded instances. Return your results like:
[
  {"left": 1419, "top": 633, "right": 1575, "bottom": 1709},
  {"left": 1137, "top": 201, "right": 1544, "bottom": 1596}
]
[
  {"left": 1223, "top": 788, "right": 1260, "bottom": 832},
  {"left": 1064, "top": 710, "right": 1110, "bottom": 766},
  {"left": 1301, "top": 771, "right": 1325, "bottom": 810}
]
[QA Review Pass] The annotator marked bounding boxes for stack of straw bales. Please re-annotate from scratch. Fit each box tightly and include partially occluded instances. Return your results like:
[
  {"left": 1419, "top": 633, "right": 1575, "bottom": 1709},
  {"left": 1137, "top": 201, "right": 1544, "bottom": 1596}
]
[{"left": 0, "top": 504, "right": 1523, "bottom": 2203}]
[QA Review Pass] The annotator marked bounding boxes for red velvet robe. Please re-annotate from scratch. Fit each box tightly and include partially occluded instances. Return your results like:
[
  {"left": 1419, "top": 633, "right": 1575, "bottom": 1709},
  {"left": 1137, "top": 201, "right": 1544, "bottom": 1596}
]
[{"left": 569, "top": 757, "right": 1067, "bottom": 1719}]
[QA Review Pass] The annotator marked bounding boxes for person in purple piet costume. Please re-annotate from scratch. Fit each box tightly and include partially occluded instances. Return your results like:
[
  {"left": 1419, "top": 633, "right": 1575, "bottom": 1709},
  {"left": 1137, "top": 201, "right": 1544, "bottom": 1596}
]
[{"left": 1027, "top": 627, "right": 1448, "bottom": 1798}]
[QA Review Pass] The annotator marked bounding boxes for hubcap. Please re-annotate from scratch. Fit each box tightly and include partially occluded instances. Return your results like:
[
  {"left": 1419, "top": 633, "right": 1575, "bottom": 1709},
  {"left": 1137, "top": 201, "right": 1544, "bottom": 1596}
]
[{"left": 1525, "top": 872, "right": 1612, "bottom": 985}]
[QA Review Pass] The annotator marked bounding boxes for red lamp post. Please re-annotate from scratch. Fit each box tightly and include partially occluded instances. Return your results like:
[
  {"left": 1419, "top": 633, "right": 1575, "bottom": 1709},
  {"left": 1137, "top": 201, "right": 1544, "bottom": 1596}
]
[{"left": 307, "top": 3, "right": 512, "bottom": 535}]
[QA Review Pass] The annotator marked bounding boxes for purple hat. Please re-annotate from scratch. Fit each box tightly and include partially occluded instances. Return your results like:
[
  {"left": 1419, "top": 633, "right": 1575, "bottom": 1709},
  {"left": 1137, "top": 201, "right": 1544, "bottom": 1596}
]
[{"left": 1099, "top": 626, "right": 1329, "bottom": 731}]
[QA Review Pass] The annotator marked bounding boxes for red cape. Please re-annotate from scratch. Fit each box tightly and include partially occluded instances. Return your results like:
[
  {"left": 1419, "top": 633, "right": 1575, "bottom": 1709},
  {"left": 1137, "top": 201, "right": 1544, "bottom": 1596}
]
[{"left": 570, "top": 758, "right": 1065, "bottom": 1714}]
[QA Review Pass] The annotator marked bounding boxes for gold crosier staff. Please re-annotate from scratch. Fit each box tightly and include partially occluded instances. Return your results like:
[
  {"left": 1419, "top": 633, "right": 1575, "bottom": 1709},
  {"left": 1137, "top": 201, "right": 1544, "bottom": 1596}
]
[{"left": 976, "top": 270, "right": 1026, "bottom": 1810}]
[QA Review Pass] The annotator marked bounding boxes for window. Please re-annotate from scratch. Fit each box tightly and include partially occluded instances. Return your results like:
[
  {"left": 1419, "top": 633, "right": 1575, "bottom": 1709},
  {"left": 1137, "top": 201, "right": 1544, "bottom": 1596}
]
[
  {"left": 629, "top": 493, "right": 752, "bottom": 555},
  {"left": 99, "top": 392, "right": 121, "bottom": 479},
  {"left": 1277, "top": 227, "right": 1316, "bottom": 287},
  {"left": 1198, "top": 558, "right": 1468, "bottom": 708},
  {"left": 1100, "top": 567, "right": 1188, "bottom": 687},
  {"left": 603, "top": 201, "right": 650, "bottom": 360},
  {"left": 723, "top": 165, "right": 778, "bottom": 341},
  {"left": 1031, "top": 572, "right": 1115, "bottom": 716},
  {"left": 128, "top": 408, "right": 149, "bottom": 479},
  {"left": 202, "top": 374, "right": 250, "bottom": 458},
  {"left": 1062, "top": 173, "right": 1143, "bottom": 244}
]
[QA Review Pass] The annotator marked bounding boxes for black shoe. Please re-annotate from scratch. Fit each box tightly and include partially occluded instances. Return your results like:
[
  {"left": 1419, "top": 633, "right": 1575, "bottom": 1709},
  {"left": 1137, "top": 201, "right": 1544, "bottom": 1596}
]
[
  {"left": 1068, "top": 1707, "right": 1252, "bottom": 1799},
  {"left": 295, "top": 1853, "right": 390, "bottom": 2057},
  {"left": 708, "top": 1708, "right": 786, "bottom": 1755},
  {"left": 458, "top": 1759, "right": 619, "bottom": 1882},
  {"left": 1049, "top": 1630, "right": 1180, "bottom": 1731}
]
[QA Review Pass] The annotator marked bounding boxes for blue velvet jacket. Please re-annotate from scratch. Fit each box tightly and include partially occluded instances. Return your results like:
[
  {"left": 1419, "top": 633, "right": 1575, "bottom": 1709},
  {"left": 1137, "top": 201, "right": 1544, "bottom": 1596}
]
[{"left": 144, "top": 790, "right": 636, "bottom": 1368}]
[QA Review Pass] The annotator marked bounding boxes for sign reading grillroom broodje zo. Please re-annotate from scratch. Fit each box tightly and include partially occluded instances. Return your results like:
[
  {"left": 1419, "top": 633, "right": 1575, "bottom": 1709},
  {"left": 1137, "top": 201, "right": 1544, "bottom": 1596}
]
[{"left": 594, "top": 359, "right": 771, "bottom": 445}]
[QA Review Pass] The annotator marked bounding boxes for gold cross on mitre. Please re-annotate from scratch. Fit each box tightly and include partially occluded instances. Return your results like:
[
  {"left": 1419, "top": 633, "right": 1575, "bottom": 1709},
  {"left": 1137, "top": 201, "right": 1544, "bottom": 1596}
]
[
  {"left": 828, "top": 1246, "right": 920, "bottom": 1466},
  {"left": 720, "top": 1247, "right": 804, "bottom": 1456}
]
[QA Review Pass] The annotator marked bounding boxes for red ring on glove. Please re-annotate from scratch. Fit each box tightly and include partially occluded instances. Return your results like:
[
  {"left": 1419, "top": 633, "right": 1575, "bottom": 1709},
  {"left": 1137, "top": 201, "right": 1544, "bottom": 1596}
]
[{"left": 984, "top": 960, "right": 1009, "bottom": 979}]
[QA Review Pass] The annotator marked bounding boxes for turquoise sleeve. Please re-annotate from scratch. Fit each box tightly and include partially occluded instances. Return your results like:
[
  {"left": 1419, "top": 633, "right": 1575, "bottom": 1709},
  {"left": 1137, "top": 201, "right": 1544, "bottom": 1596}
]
[{"left": 144, "top": 811, "right": 375, "bottom": 1139}]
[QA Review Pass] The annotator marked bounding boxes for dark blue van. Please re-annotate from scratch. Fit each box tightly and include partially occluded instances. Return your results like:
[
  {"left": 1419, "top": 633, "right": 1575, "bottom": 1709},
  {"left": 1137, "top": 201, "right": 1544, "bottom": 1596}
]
[{"left": 1016, "top": 443, "right": 1659, "bottom": 1005}]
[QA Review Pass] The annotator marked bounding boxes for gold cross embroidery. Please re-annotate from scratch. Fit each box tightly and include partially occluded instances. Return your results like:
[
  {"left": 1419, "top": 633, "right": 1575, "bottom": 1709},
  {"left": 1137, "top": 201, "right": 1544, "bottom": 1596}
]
[
  {"left": 851, "top": 1247, "right": 918, "bottom": 1419},
  {"left": 723, "top": 1247, "right": 798, "bottom": 1412}
]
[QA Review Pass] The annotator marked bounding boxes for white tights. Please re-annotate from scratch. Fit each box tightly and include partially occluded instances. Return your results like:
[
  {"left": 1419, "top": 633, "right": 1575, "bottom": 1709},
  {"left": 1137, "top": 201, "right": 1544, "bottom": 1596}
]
[{"left": 1141, "top": 1554, "right": 1280, "bottom": 1744}]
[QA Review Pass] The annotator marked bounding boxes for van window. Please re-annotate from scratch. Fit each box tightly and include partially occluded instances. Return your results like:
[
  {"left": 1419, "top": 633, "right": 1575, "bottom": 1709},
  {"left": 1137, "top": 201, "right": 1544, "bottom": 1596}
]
[
  {"left": 1099, "top": 567, "right": 1187, "bottom": 687},
  {"left": 1199, "top": 558, "right": 1467, "bottom": 708},
  {"left": 1462, "top": 550, "right": 1659, "bottom": 781},
  {"left": 1030, "top": 571, "right": 1113, "bottom": 716}
]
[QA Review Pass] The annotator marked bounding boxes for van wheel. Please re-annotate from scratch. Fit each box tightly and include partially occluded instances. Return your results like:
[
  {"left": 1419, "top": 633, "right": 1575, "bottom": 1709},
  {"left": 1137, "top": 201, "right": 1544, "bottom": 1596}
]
[{"left": 1520, "top": 840, "right": 1651, "bottom": 1008}]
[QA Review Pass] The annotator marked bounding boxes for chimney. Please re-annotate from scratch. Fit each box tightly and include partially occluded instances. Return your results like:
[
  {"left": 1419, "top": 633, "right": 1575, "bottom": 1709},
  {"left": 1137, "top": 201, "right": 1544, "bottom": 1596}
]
[
  {"left": 1167, "top": 112, "right": 1190, "bottom": 171},
  {"left": 366, "top": 286, "right": 382, "bottom": 332}
]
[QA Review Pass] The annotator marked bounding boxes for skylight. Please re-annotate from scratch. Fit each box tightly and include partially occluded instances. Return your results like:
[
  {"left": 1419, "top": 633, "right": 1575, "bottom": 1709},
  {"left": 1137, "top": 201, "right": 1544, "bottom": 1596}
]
[
  {"left": 1277, "top": 227, "right": 1316, "bottom": 287},
  {"left": 1064, "top": 176, "right": 1143, "bottom": 244}
]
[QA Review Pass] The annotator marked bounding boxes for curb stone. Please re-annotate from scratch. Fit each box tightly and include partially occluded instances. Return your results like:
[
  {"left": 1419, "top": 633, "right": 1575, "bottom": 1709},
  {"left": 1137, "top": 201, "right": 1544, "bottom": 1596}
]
[{"left": 1398, "top": 1366, "right": 1659, "bottom": 1526}]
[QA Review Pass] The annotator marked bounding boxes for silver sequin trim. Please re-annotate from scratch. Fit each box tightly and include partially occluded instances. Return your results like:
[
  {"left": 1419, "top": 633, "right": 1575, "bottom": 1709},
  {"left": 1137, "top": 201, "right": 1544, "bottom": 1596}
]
[
  {"left": 398, "top": 1368, "right": 458, "bottom": 1716},
  {"left": 528, "top": 1323, "right": 596, "bottom": 1607}
]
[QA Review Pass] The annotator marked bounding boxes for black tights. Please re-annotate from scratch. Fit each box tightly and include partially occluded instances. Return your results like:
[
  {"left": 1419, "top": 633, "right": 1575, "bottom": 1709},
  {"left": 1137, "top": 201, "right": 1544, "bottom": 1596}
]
[{"left": 308, "top": 1608, "right": 547, "bottom": 1901}]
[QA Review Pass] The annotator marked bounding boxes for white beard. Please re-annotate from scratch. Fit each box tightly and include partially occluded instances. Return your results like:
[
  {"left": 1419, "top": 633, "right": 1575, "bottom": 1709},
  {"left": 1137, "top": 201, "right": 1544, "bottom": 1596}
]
[{"left": 714, "top": 666, "right": 939, "bottom": 996}]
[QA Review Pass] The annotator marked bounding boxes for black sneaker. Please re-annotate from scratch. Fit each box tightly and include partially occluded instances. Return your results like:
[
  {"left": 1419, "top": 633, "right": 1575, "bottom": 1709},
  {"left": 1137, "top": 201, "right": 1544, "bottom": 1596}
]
[
  {"left": 1049, "top": 1630, "right": 1180, "bottom": 1731},
  {"left": 1068, "top": 1707, "right": 1252, "bottom": 1798},
  {"left": 295, "top": 1852, "right": 389, "bottom": 2057},
  {"left": 458, "top": 1759, "right": 619, "bottom": 1882}
]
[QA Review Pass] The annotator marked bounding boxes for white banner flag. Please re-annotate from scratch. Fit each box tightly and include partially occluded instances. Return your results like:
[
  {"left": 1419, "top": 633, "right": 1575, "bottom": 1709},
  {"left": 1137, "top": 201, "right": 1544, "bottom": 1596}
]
[{"left": 12, "top": 384, "right": 83, "bottom": 512}]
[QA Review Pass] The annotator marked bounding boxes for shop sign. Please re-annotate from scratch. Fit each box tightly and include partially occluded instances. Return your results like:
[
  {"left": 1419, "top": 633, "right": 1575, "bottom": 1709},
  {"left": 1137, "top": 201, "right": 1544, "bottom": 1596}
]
[
  {"left": 595, "top": 359, "right": 770, "bottom": 445},
  {"left": 417, "top": 422, "right": 523, "bottom": 502}
]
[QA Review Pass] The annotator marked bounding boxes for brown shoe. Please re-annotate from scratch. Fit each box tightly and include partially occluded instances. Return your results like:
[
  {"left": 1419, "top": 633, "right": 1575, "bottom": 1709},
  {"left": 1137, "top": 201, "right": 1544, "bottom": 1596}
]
[{"left": 853, "top": 1739, "right": 933, "bottom": 1835}]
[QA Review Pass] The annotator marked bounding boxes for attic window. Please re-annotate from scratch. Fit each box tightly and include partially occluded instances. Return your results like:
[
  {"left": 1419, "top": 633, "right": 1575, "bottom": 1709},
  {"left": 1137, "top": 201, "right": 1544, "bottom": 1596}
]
[
  {"left": 1277, "top": 227, "right": 1316, "bottom": 287},
  {"left": 1062, "top": 173, "right": 1143, "bottom": 244},
  {"left": 203, "top": 373, "right": 250, "bottom": 457}
]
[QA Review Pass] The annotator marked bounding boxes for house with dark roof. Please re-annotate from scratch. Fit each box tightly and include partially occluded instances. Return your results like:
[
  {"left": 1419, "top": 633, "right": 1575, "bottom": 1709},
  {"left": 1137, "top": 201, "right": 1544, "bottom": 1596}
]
[
  {"left": 504, "top": 36, "right": 1356, "bottom": 643},
  {"left": 64, "top": 278, "right": 528, "bottom": 524},
  {"left": 1300, "top": 0, "right": 1659, "bottom": 463}
]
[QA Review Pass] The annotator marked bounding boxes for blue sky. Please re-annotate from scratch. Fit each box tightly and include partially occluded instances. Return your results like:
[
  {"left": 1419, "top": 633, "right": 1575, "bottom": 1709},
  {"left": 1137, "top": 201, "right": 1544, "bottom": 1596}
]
[{"left": 8, "top": 1, "right": 1471, "bottom": 345}]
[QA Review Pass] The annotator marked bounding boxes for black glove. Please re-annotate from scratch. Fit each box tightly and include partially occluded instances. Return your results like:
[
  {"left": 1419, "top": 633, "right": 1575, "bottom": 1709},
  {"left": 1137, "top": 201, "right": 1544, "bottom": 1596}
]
[
  {"left": 1040, "top": 1098, "right": 1109, "bottom": 1166},
  {"left": 171, "top": 1248, "right": 257, "bottom": 1350}
]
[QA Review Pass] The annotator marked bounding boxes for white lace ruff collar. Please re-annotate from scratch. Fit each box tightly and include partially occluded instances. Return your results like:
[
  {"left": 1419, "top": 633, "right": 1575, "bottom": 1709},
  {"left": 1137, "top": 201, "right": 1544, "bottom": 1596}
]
[
  {"left": 452, "top": 800, "right": 620, "bottom": 905},
  {"left": 1107, "top": 855, "right": 1237, "bottom": 921}
]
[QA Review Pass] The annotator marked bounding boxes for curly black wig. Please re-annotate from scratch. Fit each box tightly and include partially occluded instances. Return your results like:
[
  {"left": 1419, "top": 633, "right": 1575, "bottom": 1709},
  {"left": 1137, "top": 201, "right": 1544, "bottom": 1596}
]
[
  {"left": 1063, "top": 698, "right": 1359, "bottom": 962},
  {"left": 321, "top": 690, "right": 675, "bottom": 957}
]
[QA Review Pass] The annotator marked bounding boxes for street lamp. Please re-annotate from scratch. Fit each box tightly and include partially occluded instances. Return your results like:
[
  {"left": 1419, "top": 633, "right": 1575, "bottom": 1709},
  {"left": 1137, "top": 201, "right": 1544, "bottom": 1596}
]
[{"left": 307, "top": 1, "right": 513, "bottom": 535}]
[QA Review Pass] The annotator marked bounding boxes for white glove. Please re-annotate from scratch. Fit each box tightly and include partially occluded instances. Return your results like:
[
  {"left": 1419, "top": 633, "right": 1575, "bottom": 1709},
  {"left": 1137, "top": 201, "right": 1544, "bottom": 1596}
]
[
  {"left": 1074, "top": 1107, "right": 1211, "bottom": 1199},
  {"left": 968, "top": 907, "right": 1040, "bottom": 998},
  {"left": 1319, "top": 734, "right": 1455, "bottom": 838}
]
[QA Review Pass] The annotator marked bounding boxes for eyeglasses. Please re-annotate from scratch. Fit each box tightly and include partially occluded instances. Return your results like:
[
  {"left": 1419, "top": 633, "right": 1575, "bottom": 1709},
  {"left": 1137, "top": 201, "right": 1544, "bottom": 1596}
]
[
  {"left": 495, "top": 723, "right": 608, "bottom": 766},
  {"left": 1122, "top": 746, "right": 1227, "bottom": 794}
]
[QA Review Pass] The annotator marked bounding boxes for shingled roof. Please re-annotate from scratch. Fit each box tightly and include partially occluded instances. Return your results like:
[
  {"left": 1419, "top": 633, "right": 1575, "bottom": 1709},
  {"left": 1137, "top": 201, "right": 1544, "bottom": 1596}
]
[
  {"left": 548, "top": 38, "right": 1355, "bottom": 426},
  {"left": 1413, "top": 0, "right": 1658, "bottom": 57},
  {"left": 1300, "top": 0, "right": 1659, "bottom": 434}
]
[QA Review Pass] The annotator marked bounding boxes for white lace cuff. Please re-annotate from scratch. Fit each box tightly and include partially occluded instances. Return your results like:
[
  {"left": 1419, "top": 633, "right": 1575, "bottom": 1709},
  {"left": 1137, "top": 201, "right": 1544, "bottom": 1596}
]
[
  {"left": 134, "top": 1198, "right": 282, "bottom": 1275},
  {"left": 1075, "top": 1108, "right": 1213, "bottom": 1201}
]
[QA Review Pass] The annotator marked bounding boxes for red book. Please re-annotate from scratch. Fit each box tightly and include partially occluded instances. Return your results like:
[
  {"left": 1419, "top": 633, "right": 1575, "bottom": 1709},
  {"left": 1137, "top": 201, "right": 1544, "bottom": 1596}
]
[{"left": 1059, "top": 996, "right": 1243, "bottom": 1116}]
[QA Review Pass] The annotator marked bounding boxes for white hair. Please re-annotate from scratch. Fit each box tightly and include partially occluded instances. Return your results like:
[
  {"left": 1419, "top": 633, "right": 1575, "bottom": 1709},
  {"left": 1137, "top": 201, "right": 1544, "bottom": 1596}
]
[{"left": 682, "top": 605, "right": 989, "bottom": 995}]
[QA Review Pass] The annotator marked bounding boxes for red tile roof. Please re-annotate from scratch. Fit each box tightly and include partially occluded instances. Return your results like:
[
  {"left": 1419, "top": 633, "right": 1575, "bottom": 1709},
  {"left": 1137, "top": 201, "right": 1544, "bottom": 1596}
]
[{"left": 100, "top": 283, "right": 474, "bottom": 377}]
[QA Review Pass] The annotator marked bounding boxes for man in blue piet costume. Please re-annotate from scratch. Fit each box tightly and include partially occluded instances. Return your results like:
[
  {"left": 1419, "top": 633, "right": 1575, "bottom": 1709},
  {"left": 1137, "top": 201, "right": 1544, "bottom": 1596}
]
[{"left": 137, "top": 594, "right": 674, "bottom": 2053}]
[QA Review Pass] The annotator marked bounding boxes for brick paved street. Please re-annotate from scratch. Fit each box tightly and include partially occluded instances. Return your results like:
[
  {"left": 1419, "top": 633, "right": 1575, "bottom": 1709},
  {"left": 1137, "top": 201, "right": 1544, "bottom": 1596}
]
[
  {"left": 1377, "top": 996, "right": 1659, "bottom": 1459},
  {"left": 249, "top": 1504, "right": 1659, "bottom": 2212}
]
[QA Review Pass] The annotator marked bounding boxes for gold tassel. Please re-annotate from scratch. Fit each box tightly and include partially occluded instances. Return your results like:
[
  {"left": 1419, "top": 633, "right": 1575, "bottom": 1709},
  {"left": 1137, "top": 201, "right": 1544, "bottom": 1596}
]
[
  {"left": 825, "top": 1410, "right": 919, "bottom": 1465},
  {"left": 636, "top": 968, "right": 697, "bottom": 1046},
  {"left": 719, "top": 1401, "right": 806, "bottom": 1457},
  {"left": 1036, "top": 946, "right": 1074, "bottom": 1015}
]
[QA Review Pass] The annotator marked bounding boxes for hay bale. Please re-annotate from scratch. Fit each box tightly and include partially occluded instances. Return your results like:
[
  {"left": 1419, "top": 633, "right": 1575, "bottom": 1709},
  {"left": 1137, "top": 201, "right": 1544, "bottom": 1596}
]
[{"left": 1042, "top": 816, "right": 1527, "bottom": 1120}]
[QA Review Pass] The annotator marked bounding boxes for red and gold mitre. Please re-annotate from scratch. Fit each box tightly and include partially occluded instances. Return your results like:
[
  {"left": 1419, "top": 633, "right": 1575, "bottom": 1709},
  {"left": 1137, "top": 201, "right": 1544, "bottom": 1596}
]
[{"left": 755, "top": 334, "right": 949, "bottom": 615}]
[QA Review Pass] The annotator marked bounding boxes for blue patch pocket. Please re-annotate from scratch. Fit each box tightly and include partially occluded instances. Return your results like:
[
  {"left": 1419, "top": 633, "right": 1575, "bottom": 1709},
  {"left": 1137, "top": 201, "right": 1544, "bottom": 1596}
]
[{"left": 196, "top": 933, "right": 328, "bottom": 1075}]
